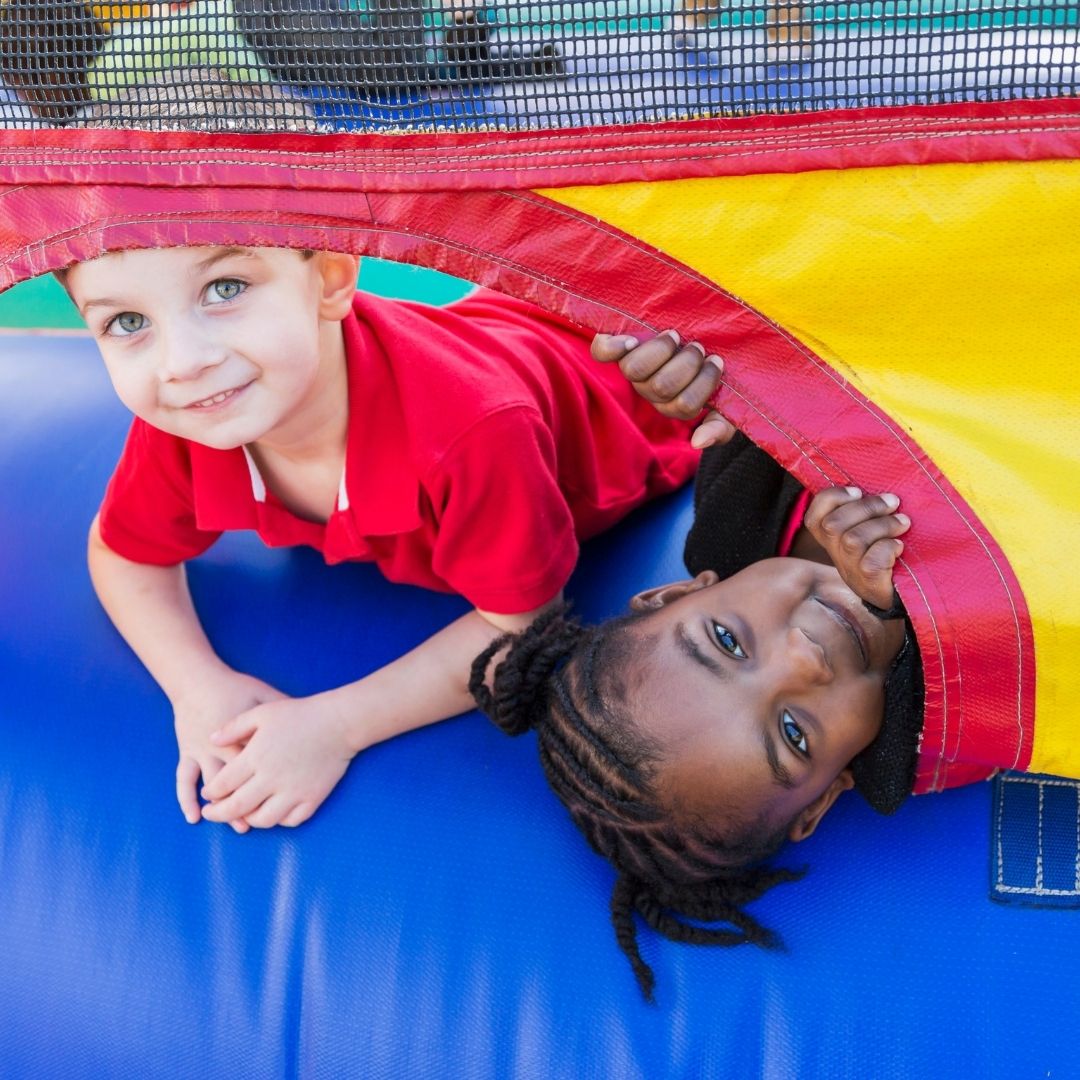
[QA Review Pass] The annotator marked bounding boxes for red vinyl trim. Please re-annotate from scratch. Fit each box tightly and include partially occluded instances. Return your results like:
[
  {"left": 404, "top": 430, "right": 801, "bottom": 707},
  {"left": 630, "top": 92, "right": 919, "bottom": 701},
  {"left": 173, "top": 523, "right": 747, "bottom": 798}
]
[
  {"left": 0, "top": 96, "right": 1077, "bottom": 192},
  {"left": 0, "top": 177, "right": 1036, "bottom": 792}
]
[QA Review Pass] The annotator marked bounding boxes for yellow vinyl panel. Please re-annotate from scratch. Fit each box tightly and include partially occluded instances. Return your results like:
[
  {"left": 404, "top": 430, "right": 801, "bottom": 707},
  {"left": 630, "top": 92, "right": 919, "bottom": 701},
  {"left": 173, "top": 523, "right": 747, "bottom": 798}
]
[{"left": 543, "top": 161, "right": 1080, "bottom": 777}]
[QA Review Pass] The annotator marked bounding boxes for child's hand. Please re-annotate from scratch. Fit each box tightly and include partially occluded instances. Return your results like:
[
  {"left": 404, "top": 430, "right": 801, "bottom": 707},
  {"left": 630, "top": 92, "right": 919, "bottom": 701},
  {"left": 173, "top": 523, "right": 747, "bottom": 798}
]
[
  {"left": 199, "top": 696, "right": 355, "bottom": 830},
  {"left": 591, "top": 330, "right": 734, "bottom": 449},
  {"left": 803, "top": 487, "right": 911, "bottom": 610},
  {"left": 173, "top": 671, "right": 288, "bottom": 832}
]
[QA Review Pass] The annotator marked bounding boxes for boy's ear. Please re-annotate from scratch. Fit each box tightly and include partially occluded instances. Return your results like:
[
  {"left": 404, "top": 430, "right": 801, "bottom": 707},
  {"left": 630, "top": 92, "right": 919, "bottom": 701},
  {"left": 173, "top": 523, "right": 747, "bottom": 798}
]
[
  {"left": 787, "top": 769, "right": 855, "bottom": 843},
  {"left": 630, "top": 570, "right": 719, "bottom": 612},
  {"left": 314, "top": 252, "right": 360, "bottom": 320}
]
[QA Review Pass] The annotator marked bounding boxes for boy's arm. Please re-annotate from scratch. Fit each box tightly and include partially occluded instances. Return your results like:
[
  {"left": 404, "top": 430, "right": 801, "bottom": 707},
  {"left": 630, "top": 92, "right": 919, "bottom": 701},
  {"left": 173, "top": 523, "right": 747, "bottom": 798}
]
[
  {"left": 199, "top": 600, "right": 559, "bottom": 829},
  {"left": 88, "top": 514, "right": 285, "bottom": 830}
]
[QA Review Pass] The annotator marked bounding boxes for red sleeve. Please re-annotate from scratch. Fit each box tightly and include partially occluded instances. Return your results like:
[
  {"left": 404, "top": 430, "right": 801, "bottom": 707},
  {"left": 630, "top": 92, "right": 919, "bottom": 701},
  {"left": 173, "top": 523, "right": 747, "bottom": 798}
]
[
  {"left": 98, "top": 420, "right": 222, "bottom": 565},
  {"left": 426, "top": 406, "right": 578, "bottom": 615}
]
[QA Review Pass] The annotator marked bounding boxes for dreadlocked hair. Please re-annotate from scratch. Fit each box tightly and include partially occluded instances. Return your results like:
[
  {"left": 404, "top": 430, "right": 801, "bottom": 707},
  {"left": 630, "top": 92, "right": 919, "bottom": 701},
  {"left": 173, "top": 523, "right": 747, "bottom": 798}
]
[{"left": 469, "top": 604, "right": 805, "bottom": 1003}]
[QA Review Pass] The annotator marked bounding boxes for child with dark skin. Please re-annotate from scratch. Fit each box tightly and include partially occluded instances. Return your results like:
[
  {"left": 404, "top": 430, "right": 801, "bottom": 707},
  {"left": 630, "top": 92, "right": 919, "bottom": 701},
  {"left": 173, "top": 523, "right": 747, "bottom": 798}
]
[{"left": 471, "top": 329, "right": 916, "bottom": 999}]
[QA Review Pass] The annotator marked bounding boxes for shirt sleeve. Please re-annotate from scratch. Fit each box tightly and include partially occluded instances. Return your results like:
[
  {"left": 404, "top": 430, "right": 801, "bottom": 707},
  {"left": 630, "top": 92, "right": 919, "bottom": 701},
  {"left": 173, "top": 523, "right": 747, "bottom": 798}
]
[
  {"left": 425, "top": 406, "right": 578, "bottom": 615},
  {"left": 98, "top": 420, "right": 223, "bottom": 566}
]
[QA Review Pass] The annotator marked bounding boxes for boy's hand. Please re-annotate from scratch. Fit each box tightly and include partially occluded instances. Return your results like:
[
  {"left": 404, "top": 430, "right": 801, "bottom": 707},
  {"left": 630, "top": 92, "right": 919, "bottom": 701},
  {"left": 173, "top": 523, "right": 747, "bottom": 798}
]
[
  {"left": 591, "top": 330, "right": 734, "bottom": 449},
  {"left": 803, "top": 487, "right": 911, "bottom": 610},
  {"left": 172, "top": 670, "right": 288, "bottom": 833},
  {"left": 199, "top": 696, "right": 355, "bottom": 830}
]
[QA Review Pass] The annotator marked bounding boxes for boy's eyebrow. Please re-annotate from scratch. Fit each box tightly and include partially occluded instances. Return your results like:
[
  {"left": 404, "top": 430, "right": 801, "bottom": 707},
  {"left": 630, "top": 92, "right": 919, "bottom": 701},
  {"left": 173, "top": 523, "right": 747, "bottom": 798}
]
[
  {"left": 761, "top": 728, "right": 797, "bottom": 789},
  {"left": 674, "top": 621, "right": 728, "bottom": 679},
  {"left": 191, "top": 246, "right": 258, "bottom": 275}
]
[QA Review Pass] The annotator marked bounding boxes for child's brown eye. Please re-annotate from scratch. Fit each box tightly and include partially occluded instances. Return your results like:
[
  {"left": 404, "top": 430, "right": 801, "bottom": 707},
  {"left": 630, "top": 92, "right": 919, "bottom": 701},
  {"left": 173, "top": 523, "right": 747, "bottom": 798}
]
[
  {"left": 781, "top": 711, "right": 809, "bottom": 756},
  {"left": 711, "top": 621, "right": 746, "bottom": 658}
]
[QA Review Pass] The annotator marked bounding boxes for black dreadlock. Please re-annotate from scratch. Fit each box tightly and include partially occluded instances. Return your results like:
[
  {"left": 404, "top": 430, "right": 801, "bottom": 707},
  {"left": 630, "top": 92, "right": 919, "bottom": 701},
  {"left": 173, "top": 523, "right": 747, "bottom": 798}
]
[{"left": 469, "top": 605, "right": 803, "bottom": 1003}]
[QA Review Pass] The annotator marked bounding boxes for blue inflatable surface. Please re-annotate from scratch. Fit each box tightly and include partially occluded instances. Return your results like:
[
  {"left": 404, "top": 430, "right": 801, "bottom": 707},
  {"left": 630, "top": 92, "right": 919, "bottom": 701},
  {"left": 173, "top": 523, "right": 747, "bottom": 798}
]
[{"left": 3, "top": 333, "right": 1079, "bottom": 1079}]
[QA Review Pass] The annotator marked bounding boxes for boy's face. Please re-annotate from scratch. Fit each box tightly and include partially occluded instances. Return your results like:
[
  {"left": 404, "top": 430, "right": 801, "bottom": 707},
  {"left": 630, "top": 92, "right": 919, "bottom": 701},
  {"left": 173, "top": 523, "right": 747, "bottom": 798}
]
[
  {"left": 66, "top": 246, "right": 357, "bottom": 451},
  {"left": 623, "top": 558, "right": 907, "bottom": 845}
]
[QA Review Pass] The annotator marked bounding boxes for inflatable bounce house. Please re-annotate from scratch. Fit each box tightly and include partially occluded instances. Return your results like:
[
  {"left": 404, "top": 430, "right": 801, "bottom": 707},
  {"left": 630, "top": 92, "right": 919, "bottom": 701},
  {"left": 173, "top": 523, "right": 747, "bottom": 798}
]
[{"left": 1, "top": 0, "right": 1078, "bottom": 1075}]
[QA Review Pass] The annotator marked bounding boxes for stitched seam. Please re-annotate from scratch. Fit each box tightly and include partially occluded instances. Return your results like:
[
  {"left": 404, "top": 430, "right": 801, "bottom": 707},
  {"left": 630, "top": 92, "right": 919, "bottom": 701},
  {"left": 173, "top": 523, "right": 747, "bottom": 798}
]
[
  {"left": 5, "top": 108, "right": 1080, "bottom": 156},
  {"left": 1, "top": 121, "right": 1079, "bottom": 174}
]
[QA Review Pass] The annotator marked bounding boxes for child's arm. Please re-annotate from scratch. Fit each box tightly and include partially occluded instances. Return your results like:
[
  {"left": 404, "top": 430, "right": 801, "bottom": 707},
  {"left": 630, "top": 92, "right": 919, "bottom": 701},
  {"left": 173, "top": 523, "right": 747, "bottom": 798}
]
[
  {"left": 197, "top": 600, "right": 557, "bottom": 829},
  {"left": 88, "top": 514, "right": 285, "bottom": 832},
  {"left": 591, "top": 330, "right": 734, "bottom": 449}
]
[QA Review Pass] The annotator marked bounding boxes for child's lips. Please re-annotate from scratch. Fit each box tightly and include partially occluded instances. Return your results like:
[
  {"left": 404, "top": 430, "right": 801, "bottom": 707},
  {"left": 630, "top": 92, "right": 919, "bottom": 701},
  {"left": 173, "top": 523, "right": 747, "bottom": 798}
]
[
  {"left": 813, "top": 595, "right": 870, "bottom": 670},
  {"left": 183, "top": 382, "right": 251, "bottom": 411}
]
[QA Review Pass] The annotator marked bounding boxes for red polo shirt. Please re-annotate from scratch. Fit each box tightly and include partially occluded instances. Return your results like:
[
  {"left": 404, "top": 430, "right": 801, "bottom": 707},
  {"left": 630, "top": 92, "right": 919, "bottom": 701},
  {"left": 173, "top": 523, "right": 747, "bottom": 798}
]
[{"left": 99, "top": 288, "right": 698, "bottom": 614}]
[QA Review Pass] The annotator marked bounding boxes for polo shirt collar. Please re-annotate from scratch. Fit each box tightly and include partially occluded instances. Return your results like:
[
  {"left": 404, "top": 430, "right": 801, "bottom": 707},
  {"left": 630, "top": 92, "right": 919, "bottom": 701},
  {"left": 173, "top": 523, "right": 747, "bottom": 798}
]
[{"left": 186, "top": 299, "right": 422, "bottom": 540}]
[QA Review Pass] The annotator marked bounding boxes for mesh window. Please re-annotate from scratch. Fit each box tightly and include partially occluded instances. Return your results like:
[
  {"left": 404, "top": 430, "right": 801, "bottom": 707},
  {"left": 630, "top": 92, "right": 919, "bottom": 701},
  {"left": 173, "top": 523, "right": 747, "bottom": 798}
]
[{"left": 0, "top": 1, "right": 1076, "bottom": 132}]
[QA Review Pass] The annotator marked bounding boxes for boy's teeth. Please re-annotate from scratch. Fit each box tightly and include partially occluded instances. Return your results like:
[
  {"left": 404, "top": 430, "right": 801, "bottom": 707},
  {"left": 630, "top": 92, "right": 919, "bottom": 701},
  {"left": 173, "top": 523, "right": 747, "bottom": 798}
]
[{"left": 195, "top": 389, "right": 233, "bottom": 408}]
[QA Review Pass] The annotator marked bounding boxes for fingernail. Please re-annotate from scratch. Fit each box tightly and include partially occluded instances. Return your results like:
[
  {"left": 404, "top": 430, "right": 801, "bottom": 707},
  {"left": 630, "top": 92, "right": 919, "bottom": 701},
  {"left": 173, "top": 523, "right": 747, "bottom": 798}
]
[
  {"left": 686, "top": 340, "right": 705, "bottom": 356},
  {"left": 623, "top": 336, "right": 639, "bottom": 349},
  {"left": 707, "top": 354, "right": 724, "bottom": 372},
  {"left": 691, "top": 428, "right": 711, "bottom": 449},
  {"left": 845, "top": 486, "right": 862, "bottom": 498},
  {"left": 895, "top": 513, "right": 910, "bottom": 527},
  {"left": 882, "top": 493, "right": 900, "bottom": 510},
  {"left": 662, "top": 329, "right": 681, "bottom": 345}
]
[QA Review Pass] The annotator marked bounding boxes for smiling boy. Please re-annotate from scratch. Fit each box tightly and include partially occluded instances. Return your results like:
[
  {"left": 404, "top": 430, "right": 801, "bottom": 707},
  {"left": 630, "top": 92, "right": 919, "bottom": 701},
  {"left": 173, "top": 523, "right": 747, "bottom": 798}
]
[{"left": 67, "top": 244, "right": 700, "bottom": 831}]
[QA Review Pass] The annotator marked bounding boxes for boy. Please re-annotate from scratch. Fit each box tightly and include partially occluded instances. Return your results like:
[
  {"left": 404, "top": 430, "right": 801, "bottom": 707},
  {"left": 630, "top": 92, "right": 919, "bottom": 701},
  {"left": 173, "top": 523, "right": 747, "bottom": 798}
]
[{"left": 64, "top": 245, "right": 701, "bottom": 832}]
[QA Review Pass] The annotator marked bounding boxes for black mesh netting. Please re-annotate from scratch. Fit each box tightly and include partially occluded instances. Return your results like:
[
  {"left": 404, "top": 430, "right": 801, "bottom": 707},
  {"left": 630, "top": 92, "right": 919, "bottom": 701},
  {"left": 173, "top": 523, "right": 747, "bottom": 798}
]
[{"left": 0, "top": 0, "right": 1076, "bottom": 131}]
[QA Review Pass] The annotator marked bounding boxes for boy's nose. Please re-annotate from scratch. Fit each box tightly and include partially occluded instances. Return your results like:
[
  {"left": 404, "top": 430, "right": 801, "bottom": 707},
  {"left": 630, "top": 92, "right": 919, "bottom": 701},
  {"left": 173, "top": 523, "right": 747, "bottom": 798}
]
[
  {"left": 158, "top": 325, "right": 227, "bottom": 382},
  {"left": 784, "top": 625, "right": 834, "bottom": 686}
]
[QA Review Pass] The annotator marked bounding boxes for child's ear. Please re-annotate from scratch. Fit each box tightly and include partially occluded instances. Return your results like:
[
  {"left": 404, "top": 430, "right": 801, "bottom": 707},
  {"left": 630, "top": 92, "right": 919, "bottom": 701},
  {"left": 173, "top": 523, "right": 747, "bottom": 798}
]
[
  {"left": 314, "top": 252, "right": 360, "bottom": 320},
  {"left": 787, "top": 769, "right": 855, "bottom": 843},
  {"left": 630, "top": 570, "right": 719, "bottom": 612}
]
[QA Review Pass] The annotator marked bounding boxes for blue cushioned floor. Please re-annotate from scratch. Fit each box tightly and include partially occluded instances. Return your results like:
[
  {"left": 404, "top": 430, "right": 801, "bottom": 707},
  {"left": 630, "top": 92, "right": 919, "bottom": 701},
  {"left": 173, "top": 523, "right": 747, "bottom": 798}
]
[{"left": 3, "top": 333, "right": 1080, "bottom": 1078}]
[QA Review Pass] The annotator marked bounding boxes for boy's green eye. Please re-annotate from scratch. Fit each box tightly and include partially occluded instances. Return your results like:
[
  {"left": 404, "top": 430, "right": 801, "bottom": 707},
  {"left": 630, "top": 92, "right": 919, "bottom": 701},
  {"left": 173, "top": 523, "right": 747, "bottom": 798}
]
[
  {"left": 781, "top": 711, "right": 809, "bottom": 756},
  {"left": 107, "top": 312, "right": 146, "bottom": 336},
  {"left": 711, "top": 621, "right": 746, "bottom": 658},
  {"left": 207, "top": 279, "right": 245, "bottom": 303}
]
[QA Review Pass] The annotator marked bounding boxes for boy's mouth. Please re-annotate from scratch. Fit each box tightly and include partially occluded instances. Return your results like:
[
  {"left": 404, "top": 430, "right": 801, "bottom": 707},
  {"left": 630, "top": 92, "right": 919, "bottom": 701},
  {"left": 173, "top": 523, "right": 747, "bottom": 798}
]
[
  {"left": 813, "top": 595, "right": 869, "bottom": 670},
  {"left": 185, "top": 383, "right": 250, "bottom": 411}
]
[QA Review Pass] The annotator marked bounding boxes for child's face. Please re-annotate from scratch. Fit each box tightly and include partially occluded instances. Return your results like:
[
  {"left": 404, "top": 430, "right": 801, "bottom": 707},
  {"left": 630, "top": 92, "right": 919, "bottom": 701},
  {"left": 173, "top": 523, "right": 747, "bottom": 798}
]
[
  {"left": 624, "top": 558, "right": 907, "bottom": 844},
  {"left": 66, "top": 245, "right": 357, "bottom": 451}
]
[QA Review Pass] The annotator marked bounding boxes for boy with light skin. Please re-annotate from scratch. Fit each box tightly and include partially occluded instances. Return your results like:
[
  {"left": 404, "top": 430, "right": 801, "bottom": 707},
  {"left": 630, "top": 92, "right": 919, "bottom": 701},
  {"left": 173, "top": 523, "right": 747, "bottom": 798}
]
[{"left": 65, "top": 244, "right": 701, "bottom": 832}]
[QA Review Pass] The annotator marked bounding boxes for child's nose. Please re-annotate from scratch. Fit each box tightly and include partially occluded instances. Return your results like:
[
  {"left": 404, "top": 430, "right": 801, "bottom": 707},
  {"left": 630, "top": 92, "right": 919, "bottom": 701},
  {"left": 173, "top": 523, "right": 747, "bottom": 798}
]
[
  {"left": 785, "top": 625, "right": 834, "bottom": 686},
  {"left": 158, "top": 324, "right": 227, "bottom": 382}
]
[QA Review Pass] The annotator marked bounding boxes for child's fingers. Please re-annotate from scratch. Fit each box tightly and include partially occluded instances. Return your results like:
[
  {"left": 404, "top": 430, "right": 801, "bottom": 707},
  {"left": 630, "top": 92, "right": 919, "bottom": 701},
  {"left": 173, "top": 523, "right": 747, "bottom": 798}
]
[
  {"left": 210, "top": 712, "right": 259, "bottom": 748},
  {"left": 244, "top": 794, "right": 297, "bottom": 830},
  {"left": 590, "top": 332, "right": 640, "bottom": 363},
  {"left": 282, "top": 802, "right": 316, "bottom": 828},
  {"left": 617, "top": 331, "right": 683, "bottom": 383},
  {"left": 201, "top": 777, "right": 269, "bottom": 824},
  {"left": 201, "top": 754, "right": 255, "bottom": 803},
  {"left": 818, "top": 493, "right": 905, "bottom": 545},
  {"left": 650, "top": 351, "right": 720, "bottom": 413},
  {"left": 860, "top": 536, "right": 904, "bottom": 577},
  {"left": 834, "top": 511, "right": 910, "bottom": 560},
  {"left": 803, "top": 486, "right": 863, "bottom": 533},
  {"left": 691, "top": 410, "right": 736, "bottom": 450},
  {"left": 175, "top": 756, "right": 203, "bottom": 824}
]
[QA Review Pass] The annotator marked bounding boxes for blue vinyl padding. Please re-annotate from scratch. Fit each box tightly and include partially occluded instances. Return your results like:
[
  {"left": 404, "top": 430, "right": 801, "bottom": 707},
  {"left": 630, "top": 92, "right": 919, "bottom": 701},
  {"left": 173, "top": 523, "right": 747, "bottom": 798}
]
[{"left": 3, "top": 334, "right": 1080, "bottom": 1079}]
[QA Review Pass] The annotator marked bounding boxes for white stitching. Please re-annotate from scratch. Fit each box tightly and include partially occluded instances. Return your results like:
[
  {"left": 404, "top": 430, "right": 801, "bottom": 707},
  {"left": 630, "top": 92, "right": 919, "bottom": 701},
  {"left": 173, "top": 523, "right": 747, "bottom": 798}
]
[{"left": 0, "top": 121, "right": 1078, "bottom": 176}]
